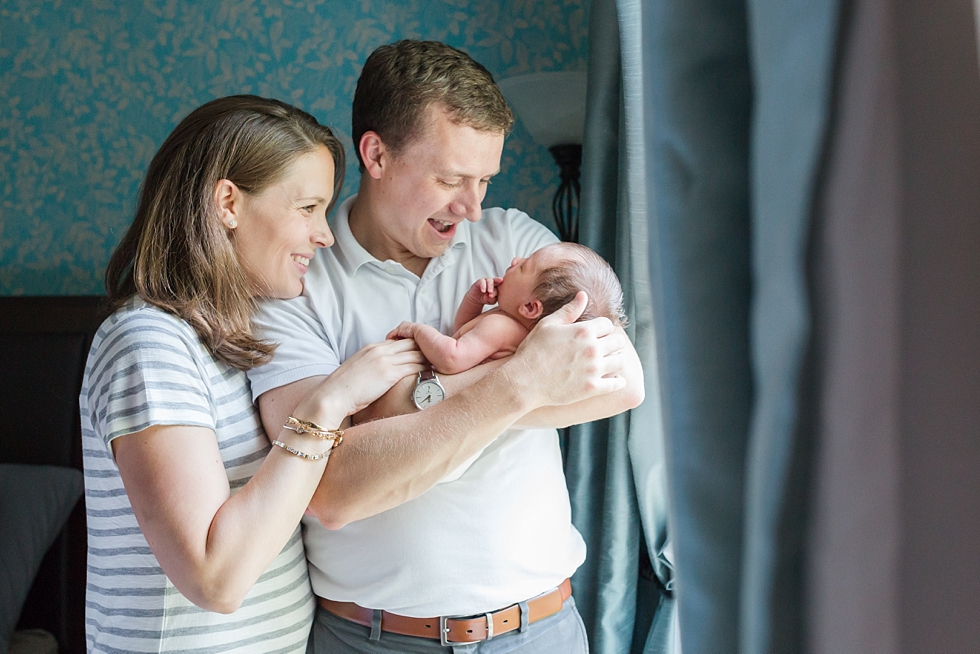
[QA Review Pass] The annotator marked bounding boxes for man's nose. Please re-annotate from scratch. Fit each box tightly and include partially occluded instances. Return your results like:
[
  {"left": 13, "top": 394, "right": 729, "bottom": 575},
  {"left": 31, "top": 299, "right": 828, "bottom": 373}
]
[{"left": 449, "top": 183, "right": 483, "bottom": 222}]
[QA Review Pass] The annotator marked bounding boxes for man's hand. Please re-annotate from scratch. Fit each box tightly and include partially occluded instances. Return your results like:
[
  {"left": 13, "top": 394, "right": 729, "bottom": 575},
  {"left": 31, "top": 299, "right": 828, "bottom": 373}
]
[{"left": 507, "top": 292, "right": 629, "bottom": 407}]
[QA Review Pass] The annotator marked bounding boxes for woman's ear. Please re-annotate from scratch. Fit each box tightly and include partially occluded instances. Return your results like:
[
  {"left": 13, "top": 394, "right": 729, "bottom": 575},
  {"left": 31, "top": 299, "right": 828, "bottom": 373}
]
[
  {"left": 214, "top": 179, "right": 242, "bottom": 229},
  {"left": 518, "top": 298, "right": 544, "bottom": 321},
  {"left": 359, "top": 131, "right": 387, "bottom": 180}
]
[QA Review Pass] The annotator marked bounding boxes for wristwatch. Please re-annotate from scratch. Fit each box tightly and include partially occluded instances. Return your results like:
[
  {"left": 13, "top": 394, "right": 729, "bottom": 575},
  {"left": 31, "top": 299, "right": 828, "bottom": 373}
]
[{"left": 412, "top": 370, "right": 446, "bottom": 410}]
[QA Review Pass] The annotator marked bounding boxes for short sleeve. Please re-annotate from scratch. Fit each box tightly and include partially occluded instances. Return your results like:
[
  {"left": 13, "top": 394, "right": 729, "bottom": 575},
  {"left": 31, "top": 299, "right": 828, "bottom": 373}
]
[
  {"left": 471, "top": 208, "right": 560, "bottom": 272},
  {"left": 247, "top": 293, "right": 341, "bottom": 401},
  {"left": 507, "top": 209, "right": 560, "bottom": 259},
  {"left": 86, "top": 310, "right": 215, "bottom": 448}
]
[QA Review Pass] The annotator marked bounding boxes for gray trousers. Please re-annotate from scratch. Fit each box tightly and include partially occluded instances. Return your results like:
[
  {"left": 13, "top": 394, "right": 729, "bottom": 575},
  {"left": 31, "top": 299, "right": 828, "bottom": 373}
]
[{"left": 310, "top": 596, "right": 589, "bottom": 654}]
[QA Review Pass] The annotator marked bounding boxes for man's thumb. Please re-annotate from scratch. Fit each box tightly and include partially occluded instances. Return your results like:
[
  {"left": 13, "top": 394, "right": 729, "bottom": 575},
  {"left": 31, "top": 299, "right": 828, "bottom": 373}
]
[{"left": 544, "top": 291, "right": 588, "bottom": 325}]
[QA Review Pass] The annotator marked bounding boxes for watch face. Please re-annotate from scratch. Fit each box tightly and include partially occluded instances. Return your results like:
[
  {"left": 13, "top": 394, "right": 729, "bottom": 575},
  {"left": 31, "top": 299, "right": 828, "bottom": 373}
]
[{"left": 413, "top": 379, "right": 446, "bottom": 409}]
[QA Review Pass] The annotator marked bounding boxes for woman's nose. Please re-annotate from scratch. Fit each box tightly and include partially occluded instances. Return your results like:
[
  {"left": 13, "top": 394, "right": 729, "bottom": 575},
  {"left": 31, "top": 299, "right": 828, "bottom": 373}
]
[{"left": 312, "top": 214, "right": 334, "bottom": 248}]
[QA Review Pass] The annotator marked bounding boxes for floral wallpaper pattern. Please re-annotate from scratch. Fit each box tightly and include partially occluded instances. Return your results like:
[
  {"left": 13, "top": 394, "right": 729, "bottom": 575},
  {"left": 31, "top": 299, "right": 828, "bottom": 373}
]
[{"left": 0, "top": 0, "right": 588, "bottom": 294}]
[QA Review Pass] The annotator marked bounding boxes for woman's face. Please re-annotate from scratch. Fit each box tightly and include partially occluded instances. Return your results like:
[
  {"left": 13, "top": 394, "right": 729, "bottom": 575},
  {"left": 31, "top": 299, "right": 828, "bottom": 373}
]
[{"left": 233, "top": 145, "right": 336, "bottom": 299}]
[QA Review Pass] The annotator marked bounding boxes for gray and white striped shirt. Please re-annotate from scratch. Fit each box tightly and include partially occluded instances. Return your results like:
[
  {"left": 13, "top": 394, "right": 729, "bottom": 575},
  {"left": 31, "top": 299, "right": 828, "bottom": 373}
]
[{"left": 80, "top": 299, "right": 313, "bottom": 653}]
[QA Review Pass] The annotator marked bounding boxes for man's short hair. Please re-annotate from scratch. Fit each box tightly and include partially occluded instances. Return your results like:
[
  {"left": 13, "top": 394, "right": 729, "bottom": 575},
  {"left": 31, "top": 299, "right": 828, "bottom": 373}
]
[{"left": 352, "top": 40, "right": 515, "bottom": 167}]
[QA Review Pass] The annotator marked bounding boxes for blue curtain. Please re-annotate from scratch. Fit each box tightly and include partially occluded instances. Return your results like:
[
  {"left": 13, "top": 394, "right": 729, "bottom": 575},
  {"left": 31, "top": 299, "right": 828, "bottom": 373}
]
[
  {"left": 583, "top": 0, "right": 980, "bottom": 651},
  {"left": 578, "top": 0, "right": 843, "bottom": 651},
  {"left": 566, "top": 0, "right": 674, "bottom": 653}
]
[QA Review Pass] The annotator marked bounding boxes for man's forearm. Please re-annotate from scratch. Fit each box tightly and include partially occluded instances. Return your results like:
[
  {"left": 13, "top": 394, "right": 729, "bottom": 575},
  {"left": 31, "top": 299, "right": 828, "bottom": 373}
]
[{"left": 310, "top": 365, "right": 534, "bottom": 528}]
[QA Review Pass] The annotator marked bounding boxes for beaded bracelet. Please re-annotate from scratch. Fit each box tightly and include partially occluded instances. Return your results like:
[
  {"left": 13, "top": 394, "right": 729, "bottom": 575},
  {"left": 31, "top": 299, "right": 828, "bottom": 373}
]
[
  {"left": 284, "top": 415, "right": 344, "bottom": 449},
  {"left": 271, "top": 439, "right": 329, "bottom": 461}
]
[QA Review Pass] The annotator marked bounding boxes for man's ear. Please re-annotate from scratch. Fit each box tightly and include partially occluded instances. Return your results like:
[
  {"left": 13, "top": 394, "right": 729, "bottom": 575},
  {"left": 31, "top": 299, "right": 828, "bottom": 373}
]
[
  {"left": 214, "top": 179, "right": 243, "bottom": 229},
  {"left": 359, "top": 131, "right": 387, "bottom": 180},
  {"left": 518, "top": 298, "right": 544, "bottom": 321}
]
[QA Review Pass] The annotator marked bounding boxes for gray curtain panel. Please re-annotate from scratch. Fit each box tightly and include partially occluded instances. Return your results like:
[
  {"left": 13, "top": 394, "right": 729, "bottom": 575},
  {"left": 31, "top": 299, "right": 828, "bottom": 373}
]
[
  {"left": 739, "top": 0, "right": 843, "bottom": 652},
  {"left": 807, "top": 0, "right": 980, "bottom": 652},
  {"left": 641, "top": 0, "right": 754, "bottom": 652},
  {"left": 635, "top": 0, "right": 844, "bottom": 650},
  {"left": 567, "top": 0, "right": 674, "bottom": 652},
  {"left": 591, "top": 0, "right": 980, "bottom": 652}
]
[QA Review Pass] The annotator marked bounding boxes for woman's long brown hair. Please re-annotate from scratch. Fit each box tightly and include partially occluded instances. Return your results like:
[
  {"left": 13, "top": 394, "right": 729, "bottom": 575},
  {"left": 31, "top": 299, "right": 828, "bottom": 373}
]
[{"left": 105, "top": 95, "right": 345, "bottom": 370}]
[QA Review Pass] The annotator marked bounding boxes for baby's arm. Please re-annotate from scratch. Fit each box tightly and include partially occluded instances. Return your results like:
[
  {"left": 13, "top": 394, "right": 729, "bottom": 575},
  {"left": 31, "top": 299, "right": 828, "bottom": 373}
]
[
  {"left": 453, "top": 277, "right": 502, "bottom": 334},
  {"left": 387, "top": 313, "right": 528, "bottom": 375}
]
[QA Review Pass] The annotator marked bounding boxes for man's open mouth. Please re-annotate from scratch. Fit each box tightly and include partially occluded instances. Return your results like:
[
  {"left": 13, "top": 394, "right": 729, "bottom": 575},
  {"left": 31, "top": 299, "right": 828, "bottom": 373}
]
[{"left": 429, "top": 219, "right": 454, "bottom": 233}]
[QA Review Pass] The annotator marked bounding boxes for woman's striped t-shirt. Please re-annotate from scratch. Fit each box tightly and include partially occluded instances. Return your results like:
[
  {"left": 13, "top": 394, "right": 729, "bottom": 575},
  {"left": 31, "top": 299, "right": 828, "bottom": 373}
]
[{"left": 80, "top": 299, "right": 314, "bottom": 653}]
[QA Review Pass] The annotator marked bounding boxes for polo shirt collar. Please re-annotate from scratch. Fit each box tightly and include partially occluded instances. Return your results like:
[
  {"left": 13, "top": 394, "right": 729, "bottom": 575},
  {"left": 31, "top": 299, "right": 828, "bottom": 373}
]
[
  {"left": 331, "top": 194, "right": 470, "bottom": 278},
  {"left": 331, "top": 195, "right": 376, "bottom": 276}
]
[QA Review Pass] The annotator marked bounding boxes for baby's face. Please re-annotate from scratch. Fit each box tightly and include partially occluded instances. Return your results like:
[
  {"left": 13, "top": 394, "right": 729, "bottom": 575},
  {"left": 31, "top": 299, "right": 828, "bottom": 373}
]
[{"left": 497, "top": 245, "right": 561, "bottom": 316}]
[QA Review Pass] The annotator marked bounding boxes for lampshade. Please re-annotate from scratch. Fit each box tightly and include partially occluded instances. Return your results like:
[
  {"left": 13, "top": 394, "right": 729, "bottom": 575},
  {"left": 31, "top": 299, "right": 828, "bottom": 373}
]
[{"left": 497, "top": 71, "right": 587, "bottom": 148}]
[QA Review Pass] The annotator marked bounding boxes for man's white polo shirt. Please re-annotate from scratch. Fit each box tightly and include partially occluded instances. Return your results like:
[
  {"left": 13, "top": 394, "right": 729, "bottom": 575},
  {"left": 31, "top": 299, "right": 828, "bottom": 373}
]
[{"left": 248, "top": 196, "right": 586, "bottom": 617}]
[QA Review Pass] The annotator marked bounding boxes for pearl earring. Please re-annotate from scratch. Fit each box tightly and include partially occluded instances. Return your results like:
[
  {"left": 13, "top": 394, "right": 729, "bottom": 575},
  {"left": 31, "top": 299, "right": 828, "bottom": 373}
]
[{"left": 227, "top": 219, "right": 237, "bottom": 229}]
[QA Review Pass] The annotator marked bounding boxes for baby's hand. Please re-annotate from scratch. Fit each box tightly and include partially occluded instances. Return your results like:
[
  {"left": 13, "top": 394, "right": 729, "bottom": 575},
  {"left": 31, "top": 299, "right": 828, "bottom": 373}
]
[
  {"left": 386, "top": 321, "right": 419, "bottom": 340},
  {"left": 466, "top": 277, "right": 502, "bottom": 305}
]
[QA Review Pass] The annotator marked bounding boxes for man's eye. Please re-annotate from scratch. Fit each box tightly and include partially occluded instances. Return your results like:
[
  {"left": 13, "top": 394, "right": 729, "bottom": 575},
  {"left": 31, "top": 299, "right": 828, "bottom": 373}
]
[{"left": 439, "top": 179, "right": 462, "bottom": 189}]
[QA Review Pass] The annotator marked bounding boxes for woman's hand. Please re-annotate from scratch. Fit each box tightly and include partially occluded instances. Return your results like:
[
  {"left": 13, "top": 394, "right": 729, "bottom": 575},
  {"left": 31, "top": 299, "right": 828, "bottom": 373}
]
[{"left": 299, "top": 338, "right": 427, "bottom": 419}]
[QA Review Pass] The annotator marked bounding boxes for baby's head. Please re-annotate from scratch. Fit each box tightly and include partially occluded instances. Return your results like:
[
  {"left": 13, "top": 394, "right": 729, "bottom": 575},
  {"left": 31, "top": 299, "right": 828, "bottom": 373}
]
[{"left": 497, "top": 242, "right": 627, "bottom": 328}]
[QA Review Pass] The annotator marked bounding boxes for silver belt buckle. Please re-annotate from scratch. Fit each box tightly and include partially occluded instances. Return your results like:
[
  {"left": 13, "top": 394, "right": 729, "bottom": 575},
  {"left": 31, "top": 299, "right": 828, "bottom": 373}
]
[{"left": 440, "top": 612, "right": 494, "bottom": 646}]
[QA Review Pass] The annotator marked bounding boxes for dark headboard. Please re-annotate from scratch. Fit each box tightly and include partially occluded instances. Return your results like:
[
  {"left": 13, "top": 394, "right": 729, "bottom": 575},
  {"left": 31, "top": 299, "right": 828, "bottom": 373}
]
[{"left": 0, "top": 296, "right": 107, "bottom": 654}]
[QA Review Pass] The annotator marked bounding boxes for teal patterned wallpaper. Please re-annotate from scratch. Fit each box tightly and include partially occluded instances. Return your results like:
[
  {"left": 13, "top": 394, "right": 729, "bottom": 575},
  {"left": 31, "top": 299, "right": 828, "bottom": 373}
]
[{"left": 0, "top": 0, "right": 588, "bottom": 295}]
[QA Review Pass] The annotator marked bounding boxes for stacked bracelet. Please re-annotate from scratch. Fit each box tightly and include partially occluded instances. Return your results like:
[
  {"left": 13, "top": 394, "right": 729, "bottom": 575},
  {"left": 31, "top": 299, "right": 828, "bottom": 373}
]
[
  {"left": 270, "top": 439, "right": 328, "bottom": 461},
  {"left": 283, "top": 415, "right": 344, "bottom": 449}
]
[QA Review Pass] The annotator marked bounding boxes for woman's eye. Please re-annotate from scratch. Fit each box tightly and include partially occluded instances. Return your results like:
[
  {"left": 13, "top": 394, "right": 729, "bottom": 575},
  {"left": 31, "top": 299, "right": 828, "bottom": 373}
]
[{"left": 302, "top": 205, "right": 316, "bottom": 213}]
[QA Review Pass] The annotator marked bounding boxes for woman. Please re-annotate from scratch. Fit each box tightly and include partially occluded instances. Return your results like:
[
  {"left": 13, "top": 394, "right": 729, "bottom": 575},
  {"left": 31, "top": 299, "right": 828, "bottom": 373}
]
[{"left": 80, "top": 95, "right": 425, "bottom": 653}]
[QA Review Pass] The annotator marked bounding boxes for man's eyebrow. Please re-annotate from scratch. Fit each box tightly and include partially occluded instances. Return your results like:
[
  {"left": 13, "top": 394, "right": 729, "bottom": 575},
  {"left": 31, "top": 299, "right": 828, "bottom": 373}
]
[{"left": 438, "top": 169, "right": 501, "bottom": 178}]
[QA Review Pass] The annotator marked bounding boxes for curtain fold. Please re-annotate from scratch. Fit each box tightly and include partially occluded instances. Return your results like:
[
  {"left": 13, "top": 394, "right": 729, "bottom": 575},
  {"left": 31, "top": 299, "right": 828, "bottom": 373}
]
[
  {"left": 739, "top": 1, "right": 843, "bottom": 652},
  {"left": 581, "top": 0, "right": 980, "bottom": 651},
  {"left": 567, "top": 0, "right": 674, "bottom": 652},
  {"left": 642, "top": 0, "right": 754, "bottom": 652}
]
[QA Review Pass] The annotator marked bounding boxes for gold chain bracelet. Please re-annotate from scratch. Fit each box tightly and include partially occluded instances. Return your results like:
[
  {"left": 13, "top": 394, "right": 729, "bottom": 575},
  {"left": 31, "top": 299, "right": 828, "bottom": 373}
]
[
  {"left": 284, "top": 415, "right": 344, "bottom": 449},
  {"left": 270, "top": 439, "right": 329, "bottom": 461}
]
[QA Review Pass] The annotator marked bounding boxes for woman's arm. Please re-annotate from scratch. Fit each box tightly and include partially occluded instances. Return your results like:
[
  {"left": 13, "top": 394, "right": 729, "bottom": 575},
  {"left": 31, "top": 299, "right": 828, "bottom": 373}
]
[
  {"left": 113, "top": 422, "right": 334, "bottom": 614},
  {"left": 113, "top": 338, "right": 424, "bottom": 613}
]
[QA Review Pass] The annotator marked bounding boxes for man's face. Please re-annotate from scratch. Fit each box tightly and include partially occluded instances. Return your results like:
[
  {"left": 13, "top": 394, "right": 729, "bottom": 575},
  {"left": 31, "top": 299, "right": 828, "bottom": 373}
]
[{"left": 376, "top": 105, "right": 504, "bottom": 263}]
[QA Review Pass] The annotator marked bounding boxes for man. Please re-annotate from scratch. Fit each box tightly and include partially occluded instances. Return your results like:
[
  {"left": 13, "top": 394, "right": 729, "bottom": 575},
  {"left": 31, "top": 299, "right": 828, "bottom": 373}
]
[{"left": 249, "top": 40, "right": 644, "bottom": 652}]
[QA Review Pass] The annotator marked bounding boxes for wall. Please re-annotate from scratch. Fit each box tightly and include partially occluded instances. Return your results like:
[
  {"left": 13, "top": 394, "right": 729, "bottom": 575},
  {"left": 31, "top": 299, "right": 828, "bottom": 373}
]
[{"left": 0, "top": 0, "right": 588, "bottom": 295}]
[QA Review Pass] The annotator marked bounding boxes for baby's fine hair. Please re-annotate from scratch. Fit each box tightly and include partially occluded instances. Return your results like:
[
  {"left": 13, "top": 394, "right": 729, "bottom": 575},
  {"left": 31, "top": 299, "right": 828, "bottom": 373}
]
[{"left": 533, "top": 243, "right": 628, "bottom": 327}]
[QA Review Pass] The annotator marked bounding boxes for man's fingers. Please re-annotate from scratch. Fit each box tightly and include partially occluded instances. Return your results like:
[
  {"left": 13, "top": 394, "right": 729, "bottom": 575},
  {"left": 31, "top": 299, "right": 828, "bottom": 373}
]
[
  {"left": 541, "top": 291, "right": 588, "bottom": 325},
  {"left": 591, "top": 374, "right": 628, "bottom": 395},
  {"left": 595, "top": 328, "right": 628, "bottom": 356}
]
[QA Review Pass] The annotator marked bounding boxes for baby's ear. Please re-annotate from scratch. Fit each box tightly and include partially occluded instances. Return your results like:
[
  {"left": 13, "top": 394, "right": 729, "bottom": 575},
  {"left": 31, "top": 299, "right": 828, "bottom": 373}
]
[{"left": 519, "top": 299, "right": 543, "bottom": 321}]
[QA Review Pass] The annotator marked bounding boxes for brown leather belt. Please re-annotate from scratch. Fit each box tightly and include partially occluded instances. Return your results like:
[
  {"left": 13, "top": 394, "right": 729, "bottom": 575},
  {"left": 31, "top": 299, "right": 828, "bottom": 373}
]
[{"left": 318, "top": 578, "right": 572, "bottom": 646}]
